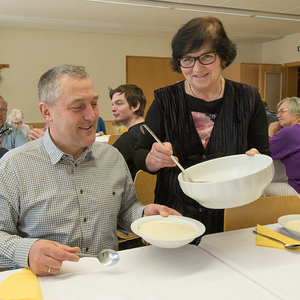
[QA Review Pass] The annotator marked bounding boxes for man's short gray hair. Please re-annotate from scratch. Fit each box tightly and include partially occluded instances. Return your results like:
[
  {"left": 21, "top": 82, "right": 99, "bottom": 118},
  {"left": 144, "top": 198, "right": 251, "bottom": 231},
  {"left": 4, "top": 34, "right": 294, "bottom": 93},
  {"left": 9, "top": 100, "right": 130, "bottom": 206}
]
[
  {"left": 0, "top": 95, "right": 8, "bottom": 108},
  {"left": 37, "top": 65, "right": 89, "bottom": 105}
]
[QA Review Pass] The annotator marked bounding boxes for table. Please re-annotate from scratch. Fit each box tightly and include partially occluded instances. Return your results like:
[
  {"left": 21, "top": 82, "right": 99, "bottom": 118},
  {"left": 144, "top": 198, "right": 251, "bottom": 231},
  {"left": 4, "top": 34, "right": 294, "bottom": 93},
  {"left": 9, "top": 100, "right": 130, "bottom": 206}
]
[
  {"left": 95, "top": 135, "right": 109, "bottom": 143},
  {"left": 0, "top": 244, "right": 277, "bottom": 299},
  {"left": 200, "top": 223, "right": 300, "bottom": 299}
]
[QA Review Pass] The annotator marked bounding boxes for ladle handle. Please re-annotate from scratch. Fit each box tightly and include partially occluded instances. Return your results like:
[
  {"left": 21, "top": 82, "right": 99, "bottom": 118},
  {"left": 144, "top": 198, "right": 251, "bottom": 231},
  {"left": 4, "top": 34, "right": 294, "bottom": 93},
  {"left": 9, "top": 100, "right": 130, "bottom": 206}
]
[{"left": 140, "top": 125, "right": 193, "bottom": 182}]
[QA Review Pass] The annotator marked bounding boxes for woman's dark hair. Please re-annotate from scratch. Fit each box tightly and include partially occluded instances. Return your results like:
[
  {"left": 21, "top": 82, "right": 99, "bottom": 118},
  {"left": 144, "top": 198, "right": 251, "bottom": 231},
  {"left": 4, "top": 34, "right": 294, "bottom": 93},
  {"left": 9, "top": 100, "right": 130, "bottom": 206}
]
[
  {"left": 109, "top": 84, "right": 147, "bottom": 117},
  {"left": 171, "top": 16, "right": 237, "bottom": 73}
]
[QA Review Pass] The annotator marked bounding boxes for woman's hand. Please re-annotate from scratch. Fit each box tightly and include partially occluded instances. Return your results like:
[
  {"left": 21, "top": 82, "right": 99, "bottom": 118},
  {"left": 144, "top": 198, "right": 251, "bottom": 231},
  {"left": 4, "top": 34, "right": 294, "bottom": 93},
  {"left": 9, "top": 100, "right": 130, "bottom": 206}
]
[
  {"left": 145, "top": 142, "right": 177, "bottom": 172},
  {"left": 268, "top": 121, "right": 282, "bottom": 137}
]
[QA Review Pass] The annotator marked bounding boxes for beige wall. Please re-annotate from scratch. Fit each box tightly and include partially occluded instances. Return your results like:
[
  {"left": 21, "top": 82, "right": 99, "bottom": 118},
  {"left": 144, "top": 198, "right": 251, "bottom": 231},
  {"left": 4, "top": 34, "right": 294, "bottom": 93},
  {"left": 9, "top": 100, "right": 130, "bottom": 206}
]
[
  {"left": 1, "top": 27, "right": 263, "bottom": 122},
  {"left": 262, "top": 33, "right": 300, "bottom": 64}
]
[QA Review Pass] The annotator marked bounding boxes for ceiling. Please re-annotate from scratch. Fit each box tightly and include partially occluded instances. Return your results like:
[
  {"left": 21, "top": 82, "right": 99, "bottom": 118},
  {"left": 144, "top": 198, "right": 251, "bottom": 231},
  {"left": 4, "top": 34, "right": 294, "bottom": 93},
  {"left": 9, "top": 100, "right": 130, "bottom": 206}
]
[{"left": 0, "top": 0, "right": 300, "bottom": 43}]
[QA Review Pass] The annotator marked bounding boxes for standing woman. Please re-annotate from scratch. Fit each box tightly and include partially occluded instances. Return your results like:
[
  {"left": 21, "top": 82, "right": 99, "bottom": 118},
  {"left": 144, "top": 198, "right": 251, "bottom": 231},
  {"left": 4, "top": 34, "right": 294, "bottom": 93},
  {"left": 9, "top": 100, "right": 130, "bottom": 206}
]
[
  {"left": 133, "top": 17, "right": 270, "bottom": 236},
  {"left": 264, "top": 97, "right": 300, "bottom": 197}
]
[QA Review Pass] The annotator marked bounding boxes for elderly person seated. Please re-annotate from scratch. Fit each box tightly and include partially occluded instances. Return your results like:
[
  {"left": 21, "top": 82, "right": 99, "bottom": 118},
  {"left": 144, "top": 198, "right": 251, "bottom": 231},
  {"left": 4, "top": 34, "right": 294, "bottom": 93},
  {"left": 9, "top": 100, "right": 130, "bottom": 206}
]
[
  {"left": 0, "top": 96, "right": 28, "bottom": 150},
  {"left": 263, "top": 97, "right": 300, "bottom": 197},
  {"left": 7, "top": 108, "right": 30, "bottom": 138}
]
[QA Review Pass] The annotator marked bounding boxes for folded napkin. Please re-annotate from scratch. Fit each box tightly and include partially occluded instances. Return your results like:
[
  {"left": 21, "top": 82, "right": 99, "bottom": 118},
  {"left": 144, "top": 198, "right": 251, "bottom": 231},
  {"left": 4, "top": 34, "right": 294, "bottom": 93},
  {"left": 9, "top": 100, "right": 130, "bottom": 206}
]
[
  {"left": 0, "top": 268, "right": 42, "bottom": 300},
  {"left": 256, "top": 224, "right": 300, "bottom": 251}
]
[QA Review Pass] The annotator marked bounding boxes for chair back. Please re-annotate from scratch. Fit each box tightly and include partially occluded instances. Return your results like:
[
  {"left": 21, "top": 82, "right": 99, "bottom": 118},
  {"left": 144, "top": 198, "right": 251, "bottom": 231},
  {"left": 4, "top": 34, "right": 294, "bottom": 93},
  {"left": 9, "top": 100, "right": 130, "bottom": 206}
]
[
  {"left": 107, "top": 134, "right": 120, "bottom": 145},
  {"left": 134, "top": 170, "right": 157, "bottom": 206},
  {"left": 224, "top": 195, "right": 300, "bottom": 231}
]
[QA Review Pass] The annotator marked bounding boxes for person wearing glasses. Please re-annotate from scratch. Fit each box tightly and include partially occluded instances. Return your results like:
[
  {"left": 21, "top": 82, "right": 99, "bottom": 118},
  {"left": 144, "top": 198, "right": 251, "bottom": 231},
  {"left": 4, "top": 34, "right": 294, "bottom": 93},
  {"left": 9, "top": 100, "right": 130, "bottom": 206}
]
[
  {"left": 7, "top": 108, "right": 30, "bottom": 138},
  {"left": 133, "top": 16, "right": 270, "bottom": 237},
  {"left": 0, "top": 96, "right": 28, "bottom": 150},
  {"left": 263, "top": 97, "right": 300, "bottom": 197}
]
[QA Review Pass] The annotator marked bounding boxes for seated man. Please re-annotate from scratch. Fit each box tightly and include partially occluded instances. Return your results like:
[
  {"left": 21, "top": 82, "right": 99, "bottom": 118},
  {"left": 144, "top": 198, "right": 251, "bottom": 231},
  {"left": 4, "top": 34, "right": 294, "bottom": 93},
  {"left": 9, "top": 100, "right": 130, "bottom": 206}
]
[
  {"left": 0, "top": 96, "right": 28, "bottom": 149},
  {"left": 0, "top": 65, "right": 180, "bottom": 276},
  {"left": 110, "top": 84, "right": 146, "bottom": 179}
]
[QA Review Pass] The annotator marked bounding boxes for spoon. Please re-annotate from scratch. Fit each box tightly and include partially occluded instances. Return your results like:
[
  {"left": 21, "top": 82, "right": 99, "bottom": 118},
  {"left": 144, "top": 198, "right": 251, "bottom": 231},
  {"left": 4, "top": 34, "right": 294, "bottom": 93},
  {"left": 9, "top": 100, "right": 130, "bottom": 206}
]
[
  {"left": 252, "top": 230, "right": 300, "bottom": 249},
  {"left": 77, "top": 249, "right": 120, "bottom": 266},
  {"left": 140, "top": 124, "right": 207, "bottom": 183}
]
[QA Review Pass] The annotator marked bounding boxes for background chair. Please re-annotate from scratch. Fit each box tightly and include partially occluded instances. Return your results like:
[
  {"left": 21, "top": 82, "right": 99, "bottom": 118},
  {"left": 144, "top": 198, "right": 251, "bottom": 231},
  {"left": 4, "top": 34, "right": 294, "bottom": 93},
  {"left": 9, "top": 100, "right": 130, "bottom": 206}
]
[
  {"left": 133, "top": 170, "right": 157, "bottom": 205},
  {"left": 224, "top": 195, "right": 300, "bottom": 231},
  {"left": 107, "top": 134, "right": 120, "bottom": 145}
]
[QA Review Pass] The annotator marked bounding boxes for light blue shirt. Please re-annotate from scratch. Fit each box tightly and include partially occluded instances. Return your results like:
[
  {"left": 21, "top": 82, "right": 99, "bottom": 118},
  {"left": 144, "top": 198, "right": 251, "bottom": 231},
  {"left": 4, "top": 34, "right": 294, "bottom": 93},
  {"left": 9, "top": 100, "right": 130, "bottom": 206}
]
[
  {"left": 0, "top": 130, "right": 144, "bottom": 270},
  {"left": 0, "top": 122, "right": 28, "bottom": 150}
]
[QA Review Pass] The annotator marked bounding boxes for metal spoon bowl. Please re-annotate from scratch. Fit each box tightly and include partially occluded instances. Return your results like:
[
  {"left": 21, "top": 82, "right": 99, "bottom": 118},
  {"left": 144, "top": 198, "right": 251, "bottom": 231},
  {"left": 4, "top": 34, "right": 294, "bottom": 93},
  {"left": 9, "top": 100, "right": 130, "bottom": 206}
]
[
  {"left": 140, "top": 124, "right": 208, "bottom": 183},
  {"left": 253, "top": 230, "right": 300, "bottom": 249},
  {"left": 77, "top": 249, "right": 120, "bottom": 266}
]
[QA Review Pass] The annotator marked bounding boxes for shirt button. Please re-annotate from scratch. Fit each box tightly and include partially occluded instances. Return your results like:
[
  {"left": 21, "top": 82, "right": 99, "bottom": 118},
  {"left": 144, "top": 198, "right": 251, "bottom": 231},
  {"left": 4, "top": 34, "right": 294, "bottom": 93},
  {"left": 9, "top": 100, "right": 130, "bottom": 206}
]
[
  {"left": 86, "top": 247, "right": 89, "bottom": 252},
  {"left": 80, "top": 189, "right": 83, "bottom": 194},
  {"left": 83, "top": 217, "right": 87, "bottom": 222},
  {"left": 112, "top": 191, "right": 116, "bottom": 195},
  {"left": 75, "top": 164, "right": 77, "bottom": 167}
]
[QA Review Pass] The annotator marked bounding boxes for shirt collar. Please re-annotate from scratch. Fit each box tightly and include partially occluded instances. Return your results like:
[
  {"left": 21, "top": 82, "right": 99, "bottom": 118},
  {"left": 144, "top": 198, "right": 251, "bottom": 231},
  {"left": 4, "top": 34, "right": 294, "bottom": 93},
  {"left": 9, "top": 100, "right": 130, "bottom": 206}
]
[{"left": 43, "top": 129, "right": 96, "bottom": 165}]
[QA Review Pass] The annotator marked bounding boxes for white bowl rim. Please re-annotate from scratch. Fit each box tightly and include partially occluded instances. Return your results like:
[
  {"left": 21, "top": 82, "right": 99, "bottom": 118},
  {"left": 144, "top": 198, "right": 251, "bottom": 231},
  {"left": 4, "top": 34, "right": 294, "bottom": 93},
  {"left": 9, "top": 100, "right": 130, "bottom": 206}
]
[
  {"left": 178, "top": 153, "right": 273, "bottom": 184},
  {"left": 131, "top": 215, "right": 206, "bottom": 242},
  {"left": 278, "top": 214, "right": 300, "bottom": 232}
]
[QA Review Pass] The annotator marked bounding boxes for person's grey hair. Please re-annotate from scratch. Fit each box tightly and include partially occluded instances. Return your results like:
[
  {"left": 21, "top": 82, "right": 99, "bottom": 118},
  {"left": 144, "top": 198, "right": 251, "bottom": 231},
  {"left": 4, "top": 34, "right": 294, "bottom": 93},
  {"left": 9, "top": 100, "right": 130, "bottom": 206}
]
[
  {"left": 7, "top": 108, "right": 24, "bottom": 123},
  {"left": 0, "top": 95, "right": 8, "bottom": 108},
  {"left": 37, "top": 65, "right": 90, "bottom": 105},
  {"left": 277, "top": 97, "right": 300, "bottom": 116}
]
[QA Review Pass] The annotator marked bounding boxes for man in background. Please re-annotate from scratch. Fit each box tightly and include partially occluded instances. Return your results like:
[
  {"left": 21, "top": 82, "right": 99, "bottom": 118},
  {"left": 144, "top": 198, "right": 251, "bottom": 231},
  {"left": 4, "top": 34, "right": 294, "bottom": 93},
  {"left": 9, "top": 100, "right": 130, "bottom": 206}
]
[
  {"left": 0, "top": 96, "right": 28, "bottom": 149},
  {"left": 262, "top": 99, "right": 279, "bottom": 126},
  {"left": 110, "top": 84, "right": 146, "bottom": 179}
]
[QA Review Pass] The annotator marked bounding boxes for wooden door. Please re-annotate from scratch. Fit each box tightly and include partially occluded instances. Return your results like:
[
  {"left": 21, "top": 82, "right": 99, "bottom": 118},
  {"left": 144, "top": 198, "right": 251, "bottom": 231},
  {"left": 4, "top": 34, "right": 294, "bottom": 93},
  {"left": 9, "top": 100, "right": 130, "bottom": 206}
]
[
  {"left": 284, "top": 61, "right": 300, "bottom": 98},
  {"left": 259, "top": 64, "right": 286, "bottom": 112},
  {"left": 126, "top": 56, "right": 185, "bottom": 116}
]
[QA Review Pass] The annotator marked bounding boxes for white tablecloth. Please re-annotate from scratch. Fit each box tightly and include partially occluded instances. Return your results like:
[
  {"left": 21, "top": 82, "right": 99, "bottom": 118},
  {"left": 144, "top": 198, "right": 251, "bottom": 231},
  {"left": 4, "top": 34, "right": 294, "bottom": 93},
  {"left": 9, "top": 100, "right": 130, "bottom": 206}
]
[
  {"left": 37, "top": 244, "right": 277, "bottom": 299},
  {"left": 95, "top": 135, "right": 109, "bottom": 143},
  {"left": 200, "top": 223, "right": 300, "bottom": 299}
]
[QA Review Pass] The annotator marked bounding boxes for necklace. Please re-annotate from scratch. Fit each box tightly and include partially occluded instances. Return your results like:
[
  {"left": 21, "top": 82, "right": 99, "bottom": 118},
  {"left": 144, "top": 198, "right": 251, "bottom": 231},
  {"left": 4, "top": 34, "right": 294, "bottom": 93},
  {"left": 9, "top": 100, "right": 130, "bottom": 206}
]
[{"left": 188, "top": 76, "right": 224, "bottom": 99}]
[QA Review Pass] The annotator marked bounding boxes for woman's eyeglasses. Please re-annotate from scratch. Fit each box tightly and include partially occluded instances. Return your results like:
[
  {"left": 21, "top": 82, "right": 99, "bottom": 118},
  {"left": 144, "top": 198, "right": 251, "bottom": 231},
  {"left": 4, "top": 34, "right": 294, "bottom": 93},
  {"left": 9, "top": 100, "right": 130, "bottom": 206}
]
[
  {"left": 277, "top": 108, "right": 289, "bottom": 115},
  {"left": 178, "top": 52, "right": 217, "bottom": 68}
]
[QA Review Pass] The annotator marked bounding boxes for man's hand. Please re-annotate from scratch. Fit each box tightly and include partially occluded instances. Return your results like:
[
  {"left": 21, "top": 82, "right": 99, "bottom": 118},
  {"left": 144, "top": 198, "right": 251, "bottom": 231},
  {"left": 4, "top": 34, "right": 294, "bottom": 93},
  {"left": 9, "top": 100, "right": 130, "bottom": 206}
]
[
  {"left": 143, "top": 204, "right": 182, "bottom": 217},
  {"left": 28, "top": 240, "right": 80, "bottom": 276}
]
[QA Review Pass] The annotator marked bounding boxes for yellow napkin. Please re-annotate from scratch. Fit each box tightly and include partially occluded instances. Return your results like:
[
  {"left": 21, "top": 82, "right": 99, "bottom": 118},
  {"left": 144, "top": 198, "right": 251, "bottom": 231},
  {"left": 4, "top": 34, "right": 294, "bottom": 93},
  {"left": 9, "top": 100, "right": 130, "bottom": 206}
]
[
  {"left": 0, "top": 268, "right": 42, "bottom": 300},
  {"left": 256, "top": 224, "right": 300, "bottom": 251}
]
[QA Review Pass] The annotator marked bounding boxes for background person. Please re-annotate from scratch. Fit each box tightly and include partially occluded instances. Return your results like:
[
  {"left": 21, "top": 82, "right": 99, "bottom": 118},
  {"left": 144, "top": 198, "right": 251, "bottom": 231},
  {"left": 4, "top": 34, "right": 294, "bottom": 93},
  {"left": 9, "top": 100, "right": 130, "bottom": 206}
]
[
  {"left": 133, "top": 16, "right": 270, "bottom": 237},
  {"left": 262, "top": 99, "right": 279, "bottom": 126},
  {"left": 0, "top": 65, "right": 180, "bottom": 276},
  {"left": 110, "top": 84, "right": 146, "bottom": 179},
  {"left": 0, "top": 96, "right": 28, "bottom": 150},
  {"left": 0, "top": 137, "right": 9, "bottom": 158},
  {"left": 263, "top": 97, "right": 300, "bottom": 197},
  {"left": 7, "top": 108, "right": 30, "bottom": 138},
  {"left": 96, "top": 116, "right": 107, "bottom": 135}
]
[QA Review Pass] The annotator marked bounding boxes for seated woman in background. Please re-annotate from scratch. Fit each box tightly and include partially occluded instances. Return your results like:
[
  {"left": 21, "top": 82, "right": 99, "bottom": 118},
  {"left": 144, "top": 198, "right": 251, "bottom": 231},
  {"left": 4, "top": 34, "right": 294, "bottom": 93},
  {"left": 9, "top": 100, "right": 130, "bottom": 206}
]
[
  {"left": 263, "top": 97, "right": 300, "bottom": 197},
  {"left": 110, "top": 84, "right": 146, "bottom": 179},
  {"left": 7, "top": 108, "right": 30, "bottom": 138},
  {"left": 96, "top": 116, "right": 107, "bottom": 135}
]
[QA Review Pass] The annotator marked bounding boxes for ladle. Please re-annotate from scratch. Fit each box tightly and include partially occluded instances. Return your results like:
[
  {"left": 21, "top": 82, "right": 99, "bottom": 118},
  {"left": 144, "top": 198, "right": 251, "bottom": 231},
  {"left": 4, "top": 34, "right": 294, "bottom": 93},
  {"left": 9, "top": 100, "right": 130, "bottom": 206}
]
[
  {"left": 253, "top": 230, "right": 300, "bottom": 249},
  {"left": 77, "top": 249, "right": 120, "bottom": 266},
  {"left": 140, "top": 124, "right": 197, "bottom": 182}
]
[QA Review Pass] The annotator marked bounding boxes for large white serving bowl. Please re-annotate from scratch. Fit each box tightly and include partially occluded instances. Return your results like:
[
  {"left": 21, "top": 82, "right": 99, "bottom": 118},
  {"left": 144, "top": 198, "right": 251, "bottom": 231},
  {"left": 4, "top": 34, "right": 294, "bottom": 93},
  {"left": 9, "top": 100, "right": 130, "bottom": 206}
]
[
  {"left": 278, "top": 214, "right": 300, "bottom": 238},
  {"left": 178, "top": 154, "right": 274, "bottom": 209},
  {"left": 131, "top": 215, "right": 205, "bottom": 248}
]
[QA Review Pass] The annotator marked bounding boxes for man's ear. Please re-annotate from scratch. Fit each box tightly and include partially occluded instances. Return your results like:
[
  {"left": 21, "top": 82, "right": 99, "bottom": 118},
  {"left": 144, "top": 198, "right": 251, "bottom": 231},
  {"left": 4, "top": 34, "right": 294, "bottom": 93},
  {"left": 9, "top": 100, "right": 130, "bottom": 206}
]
[
  {"left": 39, "top": 102, "right": 53, "bottom": 122},
  {"left": 132, "top": 102, "right": 140, "bottom": 113}
]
